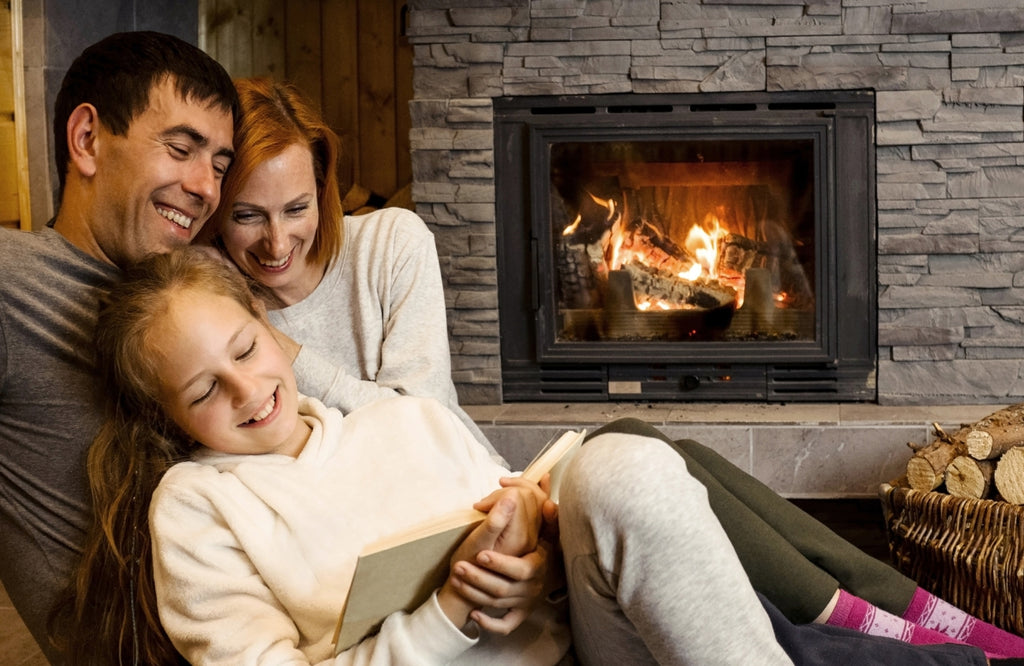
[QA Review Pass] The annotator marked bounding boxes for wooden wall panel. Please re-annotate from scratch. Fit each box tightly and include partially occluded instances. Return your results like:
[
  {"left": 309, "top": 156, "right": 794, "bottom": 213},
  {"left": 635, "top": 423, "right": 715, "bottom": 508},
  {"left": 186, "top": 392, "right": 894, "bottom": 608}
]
[
  {"left": 0, "top": 0, "right": 27, "bottom": 230},
  {"left": 283, "top": 0, "right": 323, "bottom": 109},
  {"left": 321, "top": 0, "right": 358, "bottom": 191},
  {"left": 394, "top": 0, "right": 412, "bottom": 189},
  {"left": 356, "top": 0, "right": 397, "bottom": 195},
  {"left": 200, "top": 0, "right": 412, "bottom": 200}
]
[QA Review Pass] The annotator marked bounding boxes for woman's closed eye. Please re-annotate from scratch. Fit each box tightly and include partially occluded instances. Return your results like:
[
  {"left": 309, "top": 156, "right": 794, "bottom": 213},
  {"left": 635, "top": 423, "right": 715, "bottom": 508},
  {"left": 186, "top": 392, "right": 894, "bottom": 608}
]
[{"left": 231, "top": 209, "right": 265, "bottom": 224}]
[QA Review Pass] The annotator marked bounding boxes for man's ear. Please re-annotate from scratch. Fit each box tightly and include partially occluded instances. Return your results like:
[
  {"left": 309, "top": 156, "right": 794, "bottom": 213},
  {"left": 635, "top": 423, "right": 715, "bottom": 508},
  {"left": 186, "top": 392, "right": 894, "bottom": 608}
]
[{"left": 66, "top": 103, "right": 100, "bottom": 178}]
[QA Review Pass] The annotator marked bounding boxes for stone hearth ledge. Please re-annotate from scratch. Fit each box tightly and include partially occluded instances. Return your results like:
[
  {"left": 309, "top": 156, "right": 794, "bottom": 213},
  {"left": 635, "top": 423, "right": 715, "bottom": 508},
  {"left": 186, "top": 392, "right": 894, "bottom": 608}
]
[{"left": 465, "top": 403, "right": 1001, "bottom": 499}]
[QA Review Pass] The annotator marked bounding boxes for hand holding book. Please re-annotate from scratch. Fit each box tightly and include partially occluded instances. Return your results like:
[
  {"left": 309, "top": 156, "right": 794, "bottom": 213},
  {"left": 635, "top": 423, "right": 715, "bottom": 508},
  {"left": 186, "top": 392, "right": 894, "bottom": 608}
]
[
  {"left": 437, "top": 491, "right": 537, "bottom": 630},
  {"left": 334, "top": 429, "right": 586, "bottom": 653}
]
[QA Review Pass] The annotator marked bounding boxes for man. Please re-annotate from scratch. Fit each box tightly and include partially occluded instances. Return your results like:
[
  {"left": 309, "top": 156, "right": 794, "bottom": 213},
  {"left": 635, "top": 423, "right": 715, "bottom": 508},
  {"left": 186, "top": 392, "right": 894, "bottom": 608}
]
[{"left": 0, "top": 31, "right": 237, "bottom": 661}]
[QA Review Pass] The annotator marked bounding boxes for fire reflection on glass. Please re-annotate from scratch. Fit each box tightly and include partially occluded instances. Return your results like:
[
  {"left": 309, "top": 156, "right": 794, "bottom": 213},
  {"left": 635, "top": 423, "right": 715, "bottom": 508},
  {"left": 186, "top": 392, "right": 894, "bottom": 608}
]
[{"left": 551, "top": 138, "right": 817, "bottom": 343}]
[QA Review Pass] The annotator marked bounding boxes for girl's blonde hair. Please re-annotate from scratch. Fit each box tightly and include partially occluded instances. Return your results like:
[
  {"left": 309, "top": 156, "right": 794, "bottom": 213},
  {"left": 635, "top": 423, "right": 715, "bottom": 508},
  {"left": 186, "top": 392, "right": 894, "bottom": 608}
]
[
  {"left": 205, "top": 77, "right": 344, "bottom": 270},
  {"left": 56, "top": 247, "right": 262, "bottom": 664}
]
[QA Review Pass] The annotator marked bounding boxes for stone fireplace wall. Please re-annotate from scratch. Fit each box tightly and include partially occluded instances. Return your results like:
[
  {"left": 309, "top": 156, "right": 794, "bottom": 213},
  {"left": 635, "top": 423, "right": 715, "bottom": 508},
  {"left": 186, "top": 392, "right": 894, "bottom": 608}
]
[{"left": 407, "top": 0, "right": 1024, "bottom": 406}]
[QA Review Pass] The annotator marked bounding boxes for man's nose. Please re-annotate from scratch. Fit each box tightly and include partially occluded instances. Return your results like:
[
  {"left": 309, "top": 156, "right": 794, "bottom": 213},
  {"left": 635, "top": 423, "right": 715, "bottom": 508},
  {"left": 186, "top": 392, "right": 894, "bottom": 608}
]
[{"left": 183, "top": 159, "right": 220, "bottom": 204}]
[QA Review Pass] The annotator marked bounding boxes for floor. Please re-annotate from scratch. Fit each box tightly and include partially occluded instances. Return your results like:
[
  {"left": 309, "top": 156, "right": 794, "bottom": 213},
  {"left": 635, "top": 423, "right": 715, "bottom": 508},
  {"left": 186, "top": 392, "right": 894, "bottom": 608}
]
[
  {"left": 1, "top": 580, "right": 48, "bottom": 665},
  {"left": 0, "top": 499, "right": 892, "bottom": 664}
]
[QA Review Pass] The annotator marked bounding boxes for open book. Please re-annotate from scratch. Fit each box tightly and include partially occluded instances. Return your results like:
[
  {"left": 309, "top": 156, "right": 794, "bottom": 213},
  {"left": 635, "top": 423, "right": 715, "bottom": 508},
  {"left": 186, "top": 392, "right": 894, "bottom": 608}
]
[{"left": 332, "top": 429, "right": 586, "bottom": 653}]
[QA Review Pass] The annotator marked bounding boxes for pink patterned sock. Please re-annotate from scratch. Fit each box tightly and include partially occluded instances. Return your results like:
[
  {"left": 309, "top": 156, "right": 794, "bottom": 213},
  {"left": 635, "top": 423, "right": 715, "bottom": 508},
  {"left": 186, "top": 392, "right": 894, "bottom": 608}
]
[
  {"left": 903, "top": 587, "right": 1024, "bottom": 658},
  {"left": 825, "top": 589, "right": 984, "bottom": 652}
]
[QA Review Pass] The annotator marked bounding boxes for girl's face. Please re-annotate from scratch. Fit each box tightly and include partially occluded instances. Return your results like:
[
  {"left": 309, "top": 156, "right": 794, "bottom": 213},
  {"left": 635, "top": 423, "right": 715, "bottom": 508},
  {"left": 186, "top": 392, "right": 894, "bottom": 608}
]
[
  {"left": 219, "top": 142, "right": 322, "bottom": 306},
  {"left": 150, "top": 288, "right": 310, "bottom": 457}
]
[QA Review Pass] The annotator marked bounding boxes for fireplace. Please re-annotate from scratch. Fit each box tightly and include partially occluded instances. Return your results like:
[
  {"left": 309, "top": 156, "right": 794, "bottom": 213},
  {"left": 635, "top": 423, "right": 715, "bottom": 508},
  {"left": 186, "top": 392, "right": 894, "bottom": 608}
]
[{"left": 495, "top": 90, "right": 876, "bottom": 402}]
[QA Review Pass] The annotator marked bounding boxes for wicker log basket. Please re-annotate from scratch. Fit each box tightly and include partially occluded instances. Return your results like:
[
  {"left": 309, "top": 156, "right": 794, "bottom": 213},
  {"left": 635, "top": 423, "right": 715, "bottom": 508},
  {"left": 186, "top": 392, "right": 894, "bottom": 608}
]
[{"left": 880, "top": 481, "right": 1024, "bottom": 636}]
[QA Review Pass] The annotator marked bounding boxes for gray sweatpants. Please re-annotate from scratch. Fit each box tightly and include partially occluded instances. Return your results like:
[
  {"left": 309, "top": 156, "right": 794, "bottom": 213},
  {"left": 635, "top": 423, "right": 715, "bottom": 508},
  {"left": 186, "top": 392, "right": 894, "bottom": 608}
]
[{"left": 557, "top": 431, "right": 794, "bottom": 665}]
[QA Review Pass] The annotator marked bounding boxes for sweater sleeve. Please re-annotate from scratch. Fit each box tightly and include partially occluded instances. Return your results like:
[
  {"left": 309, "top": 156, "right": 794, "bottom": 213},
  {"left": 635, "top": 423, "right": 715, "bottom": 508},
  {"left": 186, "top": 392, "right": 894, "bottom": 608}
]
[
  {"left": 294, "top": 212, "right": 456, "bottom": 413},
  {"left": 291, "top": 211, "right": 506, "bottom": 462},
  {"left": 151, "top": 465, "right": 478, "bottom": 665}
]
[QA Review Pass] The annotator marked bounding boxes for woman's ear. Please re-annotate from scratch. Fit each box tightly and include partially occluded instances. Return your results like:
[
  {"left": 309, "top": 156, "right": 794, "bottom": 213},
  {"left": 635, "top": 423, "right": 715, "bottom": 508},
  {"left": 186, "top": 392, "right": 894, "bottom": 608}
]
[{"left": 66, "top": 103, "right": 100, "bottom": 179}]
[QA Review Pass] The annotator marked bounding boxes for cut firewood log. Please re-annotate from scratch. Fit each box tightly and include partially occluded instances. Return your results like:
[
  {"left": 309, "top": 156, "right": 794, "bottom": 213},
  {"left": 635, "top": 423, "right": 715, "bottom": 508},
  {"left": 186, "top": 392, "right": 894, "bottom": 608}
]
[
  {"left": 965, "top": 424, "right": 1024, "bottom": 460},
  {"left": 906, "top": 435, "right": 963, "bottom": 492},
  {"left": 994, "top": 447, "right": 1024, "bottom": 505},
  {"left": 944, "top": 455, "right": 995, "bottom": 499}
]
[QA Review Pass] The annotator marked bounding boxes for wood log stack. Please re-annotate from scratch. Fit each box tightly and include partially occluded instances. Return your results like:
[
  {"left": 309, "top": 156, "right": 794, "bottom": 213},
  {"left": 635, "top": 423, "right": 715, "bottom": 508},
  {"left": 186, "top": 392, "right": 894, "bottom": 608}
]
[{"left": 903, "top": 403, "right": 1024, "bottom": 503}]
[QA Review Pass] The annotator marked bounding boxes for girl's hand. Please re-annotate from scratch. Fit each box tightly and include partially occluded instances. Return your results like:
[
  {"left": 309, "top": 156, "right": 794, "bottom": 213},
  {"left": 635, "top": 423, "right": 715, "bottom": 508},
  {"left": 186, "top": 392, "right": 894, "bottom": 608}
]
[
  {"left": 443, "top": 475, "right": 563, "bottom": 635},
  {"left": 437, "top": 495, "right": 521, "bottom": 630}
]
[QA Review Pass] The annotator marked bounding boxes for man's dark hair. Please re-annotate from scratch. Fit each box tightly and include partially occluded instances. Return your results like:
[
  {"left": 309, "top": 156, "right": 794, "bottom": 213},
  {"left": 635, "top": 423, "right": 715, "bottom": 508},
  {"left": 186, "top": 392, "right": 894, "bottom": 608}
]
[{"left": 53, "top": 31, "right": 239, "bottom": 191}]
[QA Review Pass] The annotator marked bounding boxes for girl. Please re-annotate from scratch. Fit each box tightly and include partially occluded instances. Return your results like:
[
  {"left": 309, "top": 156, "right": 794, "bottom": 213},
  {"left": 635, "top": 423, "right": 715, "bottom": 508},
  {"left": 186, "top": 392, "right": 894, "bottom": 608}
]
[
  {"left": 63, "top": 247, "right": 790, "bottom": 664},
  {"left": 64, "top": 248, "right": 1007, "bottom": 665}
]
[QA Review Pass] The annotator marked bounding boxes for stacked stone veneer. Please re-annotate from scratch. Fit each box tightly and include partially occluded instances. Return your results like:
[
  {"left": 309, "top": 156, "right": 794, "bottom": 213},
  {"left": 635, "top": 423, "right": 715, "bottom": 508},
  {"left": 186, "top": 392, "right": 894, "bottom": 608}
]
[{"left": 407, "top": 0, "right": 1024, "bottom": 406}]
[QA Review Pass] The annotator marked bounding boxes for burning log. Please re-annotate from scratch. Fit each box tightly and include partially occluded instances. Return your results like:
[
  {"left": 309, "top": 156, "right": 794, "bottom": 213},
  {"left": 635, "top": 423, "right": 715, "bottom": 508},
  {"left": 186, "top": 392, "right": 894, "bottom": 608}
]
[
  {"left": 557, "top": 241, "right": 603, "bottom": 309},
  {"left": 619, "top": 259, "right": 736, "bottom": 311}
]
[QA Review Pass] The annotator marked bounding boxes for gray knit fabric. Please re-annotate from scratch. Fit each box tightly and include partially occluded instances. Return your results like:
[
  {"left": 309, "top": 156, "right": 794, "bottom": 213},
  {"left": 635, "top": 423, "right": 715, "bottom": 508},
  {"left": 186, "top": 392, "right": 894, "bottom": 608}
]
[
  {"left": 558, "top": 432, "right": 794, "bottom": 665},
  {"left": 0, "top": 225, "right": 119, "bottom": 661}
]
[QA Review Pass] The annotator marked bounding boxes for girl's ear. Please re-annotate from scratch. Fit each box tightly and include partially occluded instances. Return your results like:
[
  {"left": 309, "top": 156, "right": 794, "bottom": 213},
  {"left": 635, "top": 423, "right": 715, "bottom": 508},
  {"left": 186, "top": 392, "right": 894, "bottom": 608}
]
[{"left": 66, "top": 103, "right": 101, "bottom": 179}]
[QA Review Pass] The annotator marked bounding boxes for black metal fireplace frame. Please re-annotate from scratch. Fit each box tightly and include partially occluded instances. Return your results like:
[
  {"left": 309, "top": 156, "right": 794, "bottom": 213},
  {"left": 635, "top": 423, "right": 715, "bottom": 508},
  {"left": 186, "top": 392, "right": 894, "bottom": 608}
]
[{"left": 494, "top": 90, "right": 876, "bottom": 402}]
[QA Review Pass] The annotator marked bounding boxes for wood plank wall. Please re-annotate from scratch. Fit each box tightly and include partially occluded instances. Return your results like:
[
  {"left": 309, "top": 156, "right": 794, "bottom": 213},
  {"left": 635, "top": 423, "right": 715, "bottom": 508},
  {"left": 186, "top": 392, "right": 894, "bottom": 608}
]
[
  {"left": 199, "top": 0, "right": 412, "bottom": 199},
  {"left": 0, "top": 0, "right": 29, "bottom": 231}
]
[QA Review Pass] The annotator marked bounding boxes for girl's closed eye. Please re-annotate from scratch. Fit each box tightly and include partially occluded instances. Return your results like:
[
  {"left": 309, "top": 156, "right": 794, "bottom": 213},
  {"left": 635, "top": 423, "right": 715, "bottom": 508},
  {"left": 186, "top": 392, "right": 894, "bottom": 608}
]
[{"left": 191, "top": 381, "right": 216, "bottom": 406}]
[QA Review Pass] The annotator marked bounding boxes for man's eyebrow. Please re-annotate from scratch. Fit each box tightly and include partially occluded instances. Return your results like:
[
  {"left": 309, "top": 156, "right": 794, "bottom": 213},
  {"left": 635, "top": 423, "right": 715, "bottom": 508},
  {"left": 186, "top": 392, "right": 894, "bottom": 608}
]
[{"left": 162, "top": 124, "right": 235, "bottom": 161}]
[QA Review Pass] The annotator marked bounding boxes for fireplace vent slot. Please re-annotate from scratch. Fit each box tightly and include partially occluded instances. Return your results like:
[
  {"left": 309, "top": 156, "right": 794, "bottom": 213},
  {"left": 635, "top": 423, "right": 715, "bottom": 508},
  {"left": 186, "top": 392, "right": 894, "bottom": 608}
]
[
  {"left": 500, "top": 366, "right": 606, "bottom": 401},
  {"left": 768, "top": 102, "right": 837, "bottom": 111},
  {"left": 530, "top": 105, "right": 596, "bottom": 115},
  {"left": 608, "top": 104, "right": 673, "bottom": 114},
  {"left": 689, "top": 103, "right": 757, "bottom": 112}
]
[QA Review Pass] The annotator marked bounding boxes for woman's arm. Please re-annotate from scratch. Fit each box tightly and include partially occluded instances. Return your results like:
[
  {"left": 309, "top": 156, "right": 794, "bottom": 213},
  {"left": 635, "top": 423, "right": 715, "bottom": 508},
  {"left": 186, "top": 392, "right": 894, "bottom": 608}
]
[{"left": 290, "top": 210, "right": 459, "bottom": 413}]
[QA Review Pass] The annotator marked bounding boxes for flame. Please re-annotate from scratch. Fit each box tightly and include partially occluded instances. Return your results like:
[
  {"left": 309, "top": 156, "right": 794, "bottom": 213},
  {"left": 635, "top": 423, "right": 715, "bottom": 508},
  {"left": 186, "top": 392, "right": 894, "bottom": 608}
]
[
  {"left": 563, "top": 213, "right": 582, "bottom": 236},
  {"left": 567, "top": 192, "right": 772, "bottom": 311}
]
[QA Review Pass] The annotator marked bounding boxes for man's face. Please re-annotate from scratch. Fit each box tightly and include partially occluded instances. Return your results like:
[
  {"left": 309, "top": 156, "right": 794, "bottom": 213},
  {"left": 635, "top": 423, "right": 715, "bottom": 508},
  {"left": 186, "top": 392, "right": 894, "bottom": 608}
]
[{"left": 91, "top": 77, "right": 235, "bottom": 267}]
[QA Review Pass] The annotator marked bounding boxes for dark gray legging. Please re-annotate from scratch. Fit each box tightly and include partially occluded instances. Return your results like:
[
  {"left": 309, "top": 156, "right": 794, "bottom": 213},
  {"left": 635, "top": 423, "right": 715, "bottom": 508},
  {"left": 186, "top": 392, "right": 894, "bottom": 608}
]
[{"left": 586, "top": 418, "right": 917, "bottom": 624}]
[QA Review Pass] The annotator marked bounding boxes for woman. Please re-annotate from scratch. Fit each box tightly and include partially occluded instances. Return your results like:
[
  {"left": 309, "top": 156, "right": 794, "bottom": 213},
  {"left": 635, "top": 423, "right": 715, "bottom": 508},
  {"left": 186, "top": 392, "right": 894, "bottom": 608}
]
[
  {"left": 201, "top": 77, "right": 495, "bottom": 451},
  {"left": 60, "top": 248, "right": 1006, "bottom": 665}
]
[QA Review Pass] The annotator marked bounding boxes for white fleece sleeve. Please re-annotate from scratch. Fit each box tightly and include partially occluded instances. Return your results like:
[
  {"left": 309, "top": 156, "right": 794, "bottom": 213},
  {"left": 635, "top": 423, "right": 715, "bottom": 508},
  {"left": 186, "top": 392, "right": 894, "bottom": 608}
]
[{"left": 150, "top": 466, "right": 477, "bottom": 665}]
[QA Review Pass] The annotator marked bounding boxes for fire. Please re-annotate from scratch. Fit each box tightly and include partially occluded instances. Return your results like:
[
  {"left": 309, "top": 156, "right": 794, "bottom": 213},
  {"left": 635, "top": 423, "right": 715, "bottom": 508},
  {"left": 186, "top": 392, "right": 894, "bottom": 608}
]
[
  {"left": 564, "top": 191, "right": 745, "bottom": 311},
  {"left": 683, "top": 214, "right": 727, "bottom": 282}
]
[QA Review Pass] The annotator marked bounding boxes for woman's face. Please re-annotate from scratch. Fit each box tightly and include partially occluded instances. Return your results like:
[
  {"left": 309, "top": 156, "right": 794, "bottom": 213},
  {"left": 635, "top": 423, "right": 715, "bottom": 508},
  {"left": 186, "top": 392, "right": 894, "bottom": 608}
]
[
  {"left": 150, "top": 288, "right": 310, "bottom": 457},
  {"left": 219, "top": 142, "right": 322, "bottom": 306}
]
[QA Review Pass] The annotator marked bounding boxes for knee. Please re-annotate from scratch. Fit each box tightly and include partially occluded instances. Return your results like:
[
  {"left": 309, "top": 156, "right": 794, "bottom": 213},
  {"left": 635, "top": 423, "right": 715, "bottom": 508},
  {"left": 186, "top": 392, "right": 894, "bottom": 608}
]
[{"left": 560, "top": 432, "right": 696, "bottom": 515}]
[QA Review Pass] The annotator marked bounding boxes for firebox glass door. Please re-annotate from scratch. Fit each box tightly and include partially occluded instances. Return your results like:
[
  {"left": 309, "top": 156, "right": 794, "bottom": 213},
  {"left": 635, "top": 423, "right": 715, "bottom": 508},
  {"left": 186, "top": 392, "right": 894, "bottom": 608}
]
[{"left": 550, "top": 136, "right": 816, "bottom": 346}]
